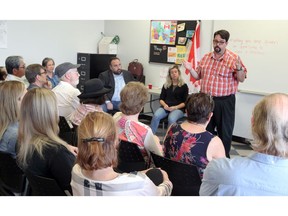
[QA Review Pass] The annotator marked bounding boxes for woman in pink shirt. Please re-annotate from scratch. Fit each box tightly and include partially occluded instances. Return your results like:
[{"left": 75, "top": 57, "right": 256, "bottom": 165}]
[{"left": 113, "top": 82, "right": 163, "bottom": 165}]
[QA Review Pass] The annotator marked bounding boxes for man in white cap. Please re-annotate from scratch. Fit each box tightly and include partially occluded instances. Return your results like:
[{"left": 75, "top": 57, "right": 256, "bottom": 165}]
[{"left": 52, "top": 62, "right": 81, "bottom": 121}]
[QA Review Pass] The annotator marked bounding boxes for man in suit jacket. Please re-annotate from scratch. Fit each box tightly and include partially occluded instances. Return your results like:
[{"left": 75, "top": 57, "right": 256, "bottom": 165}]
[{"left": 99, "top": 57, "right": 135, "bottom": 112}]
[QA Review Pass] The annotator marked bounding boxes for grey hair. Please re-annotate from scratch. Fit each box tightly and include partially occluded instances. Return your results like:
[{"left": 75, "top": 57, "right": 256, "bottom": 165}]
[
  {"left": 5, "top": 56, "right": 23, "bottom": 74},
  {"left": 252, "top": 93, "right": 288, "bottom": 157}
]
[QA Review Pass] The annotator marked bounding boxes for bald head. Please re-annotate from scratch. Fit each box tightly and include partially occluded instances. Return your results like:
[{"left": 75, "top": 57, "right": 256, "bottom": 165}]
[{"left": 252, "top": 93, "right": 288, "bottom": 157}]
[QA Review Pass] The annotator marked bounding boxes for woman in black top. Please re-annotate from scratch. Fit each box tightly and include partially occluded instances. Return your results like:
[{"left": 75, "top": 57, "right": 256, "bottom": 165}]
[
  {"left": 150, "top": 65, "right": 188, "bottom": 134},
  {"left": 17, "top": 88, "right": 77, "bottom": 194}
]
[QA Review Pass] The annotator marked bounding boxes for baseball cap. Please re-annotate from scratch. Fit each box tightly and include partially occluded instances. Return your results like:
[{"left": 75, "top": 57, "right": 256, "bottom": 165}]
[{"left": 55, "top": 62, "right": 80, "bottom": 78}]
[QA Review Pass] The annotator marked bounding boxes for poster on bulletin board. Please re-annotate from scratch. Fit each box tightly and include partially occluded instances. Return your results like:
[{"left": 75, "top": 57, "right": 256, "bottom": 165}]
[{"left": 149, "top": 20, "right": 198, "bottom": 64}]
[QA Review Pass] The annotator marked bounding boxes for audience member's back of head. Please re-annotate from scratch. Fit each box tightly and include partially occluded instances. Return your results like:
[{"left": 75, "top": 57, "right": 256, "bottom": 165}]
[
  {"left": 185, "top": 92, "right": 215, "bottom": 124},
  {"left": 0, "top": 66, "right": 7, "bottom": 81},
  {"left": 77, "top": 111, "right": 118, "bottom": 171},
  {"left": 78, "top": 78, "right": 111, "bottom": 105},
  {"left": 0, "top": 80, "right": 26, "bottom": 137},
  {"left": 18, "top": 88, "right": 66, "bottom": 167},
  {"left": 119, "top": 81, "right": 148, "bottom": 115},
  {"left": 252, "top": 93, "right": 288, "bottom": 157}
]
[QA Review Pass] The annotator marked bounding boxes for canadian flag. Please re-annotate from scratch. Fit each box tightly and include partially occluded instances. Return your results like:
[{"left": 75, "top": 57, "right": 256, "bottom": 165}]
[{"left": 185, "top": 21, "right": 200, "bottom": 84}]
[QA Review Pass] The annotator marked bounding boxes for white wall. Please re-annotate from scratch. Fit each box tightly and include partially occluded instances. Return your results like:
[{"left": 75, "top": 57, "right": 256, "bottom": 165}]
[
  {"left": 104, "top": 20, "right": 213, "bottom": 88},
  {"left": 214, "top": 20, "right": 288, "bottom": 94},
  {"left": 105, "top": 20, "right": 262, "bottom": 140},
  {"left": 0, "top": 20, "right": 263, "bottom": 140},
  {"left": 0, "top": 20, "right": 104, "bottom": 66}
]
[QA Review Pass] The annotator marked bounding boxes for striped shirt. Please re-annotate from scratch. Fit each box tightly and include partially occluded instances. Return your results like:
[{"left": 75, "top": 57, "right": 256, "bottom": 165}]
[
  {"left": 71, "top": 164, "right": 173, "bottom": 196},
  {"left": 197, "top": 49, "right": 247, "bottom": 97}
]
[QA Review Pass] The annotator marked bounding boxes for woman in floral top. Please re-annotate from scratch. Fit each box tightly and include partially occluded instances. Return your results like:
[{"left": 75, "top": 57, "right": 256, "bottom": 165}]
[{"left": 163, "top": 93, "right": 225, "bottom": 178}]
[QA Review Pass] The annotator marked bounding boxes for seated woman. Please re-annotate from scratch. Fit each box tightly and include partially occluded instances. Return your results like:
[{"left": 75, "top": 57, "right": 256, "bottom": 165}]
[
  {"left": 71, "top": 111, "right": 172, "bottom": 196},
  {"left": 113, "top": 82, "right": 163, "bottom": 164},
  {"left": 150, "top": 65, "right": 188, "bottom": 134},
  {"left": 0, "top": 81, "right": 26, "bottom": 158},
  {"left": 70, "top": 78, "right": 111, "bottom": 126},
  {"left": 17, "top": 88, "right": 77, "bottom": 194},
  {"left": 163, "top": 92, "right": 226, "bottom": 179},
  {"left": 42, "top": 57, "right": 59, "bottom": 88}
]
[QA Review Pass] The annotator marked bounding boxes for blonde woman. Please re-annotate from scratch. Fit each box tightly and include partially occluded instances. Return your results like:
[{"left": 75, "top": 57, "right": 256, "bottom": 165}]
[
  {"left": 71, "top": 111, "right": 172, "bottom": 196},
  {"left": 0, "top": 81, "right": 26, "bottom": 158},
  {"left": 17, "top": 88, "right": 76, "bottom": 194},
  {"left": 150, "top": 65, "right": 188, "bottom": 134},
  {"left": 113, "top": 81, "right": 163, "bottom": 164}
]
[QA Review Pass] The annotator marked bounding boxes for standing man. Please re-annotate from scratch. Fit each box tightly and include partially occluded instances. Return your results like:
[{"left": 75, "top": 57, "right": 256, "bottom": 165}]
[
  {"left": 183, "top": 29, "right": 247, "bottom": 158},
  {"left": 5, "top": 55, "right": 29, "bottom": 88},
  {"left": 99, "top": 57, "right": 135, "bottom": 112}
]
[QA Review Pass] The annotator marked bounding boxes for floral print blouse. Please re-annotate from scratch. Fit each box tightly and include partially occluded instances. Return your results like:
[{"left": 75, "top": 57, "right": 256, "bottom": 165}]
[{"left": 163, "top": 123, "right": 214, "bottom": 179}]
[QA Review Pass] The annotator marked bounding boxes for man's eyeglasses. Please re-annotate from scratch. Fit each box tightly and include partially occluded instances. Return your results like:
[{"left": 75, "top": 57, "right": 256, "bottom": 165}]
[
  {"left": 18, "top": 65, "right": 26, "bottom": 69},
  {"left": 38, "top": 71, "right": 48, "bottom": 75},
  {"left": 213, "top": 40, "right": 226, "bottom": 45}
]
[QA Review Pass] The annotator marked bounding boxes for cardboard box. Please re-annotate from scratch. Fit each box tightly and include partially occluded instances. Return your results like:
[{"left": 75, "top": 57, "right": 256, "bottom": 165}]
[{"left": 98, "top": 37, "right": 118, "bottom": 54}]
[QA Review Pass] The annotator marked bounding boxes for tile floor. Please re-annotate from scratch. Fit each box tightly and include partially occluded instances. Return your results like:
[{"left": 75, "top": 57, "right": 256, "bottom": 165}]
[{"left": 230, "top": 141, "right": 254, "bottom": 158}]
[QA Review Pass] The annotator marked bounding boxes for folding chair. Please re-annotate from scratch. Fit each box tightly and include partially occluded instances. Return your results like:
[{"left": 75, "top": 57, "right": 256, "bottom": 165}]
[
  {"left": 116, "top": 140, "right": 148, "bottom": 173},
  {"left": 0, "top": 151, "right": 28, "bottom": 196},
  {"left": 25, "top": 170, "right": 71, "bottom": 196},
  {"left": 150, "top": 151, "right": 201, "bottom": 196},
  {"left": 58, "top": 116, "right": 77, "bottom": 146}
]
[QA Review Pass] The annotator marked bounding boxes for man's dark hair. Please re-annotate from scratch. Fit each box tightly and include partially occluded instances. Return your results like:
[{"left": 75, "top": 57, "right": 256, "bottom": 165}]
[
  {"left": 109, "top": 57, "right": 120, "bottom": 65},
  {"left": 214, "top": 30, "right": 230, "bottom": 42}
]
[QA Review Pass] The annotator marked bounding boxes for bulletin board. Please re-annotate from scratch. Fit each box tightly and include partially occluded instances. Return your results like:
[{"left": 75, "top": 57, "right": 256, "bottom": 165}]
[{"left": 149, "top": 20, "right": 198, "bottom": 64}]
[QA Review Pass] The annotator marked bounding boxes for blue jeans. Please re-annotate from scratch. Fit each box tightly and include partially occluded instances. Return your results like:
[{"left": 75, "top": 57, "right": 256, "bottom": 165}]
[
  {"left": 102, "top": 100, "right": 121, "bottom": 113},
  {"left": 150, "top": 107, "right": 184, "bottom": 134}
]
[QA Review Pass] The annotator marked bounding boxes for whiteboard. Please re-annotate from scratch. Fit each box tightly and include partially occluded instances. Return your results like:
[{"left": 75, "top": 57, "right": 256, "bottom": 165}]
[{"left": 213, "top": 20, "right": 288, "bottom": 95}]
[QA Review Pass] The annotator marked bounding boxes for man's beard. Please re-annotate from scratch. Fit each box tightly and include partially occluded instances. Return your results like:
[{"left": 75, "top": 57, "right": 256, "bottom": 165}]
[
  {"left": 214, "top": 46, "right": 221, "bottom": 53},
  {"left": 113, "top": 70, "right": 122, "bottom": 75},
  {"left": 71, "top": 79, "right": 79, "bottom": 87}
]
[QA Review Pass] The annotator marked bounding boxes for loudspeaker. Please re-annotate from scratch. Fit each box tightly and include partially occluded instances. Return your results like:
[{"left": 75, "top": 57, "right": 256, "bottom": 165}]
[{"left": 77, "top": 53, "right": 116, "bottom": 92}]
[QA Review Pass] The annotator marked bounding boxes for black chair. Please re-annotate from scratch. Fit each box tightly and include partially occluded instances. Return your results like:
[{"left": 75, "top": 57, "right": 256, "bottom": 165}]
[
  {"left": 58, "top": 116, "right": 77, "bottom": 146},
  {"left": 161, "top": 116, "right": 187, "bottom": 131},
  {"left": 107, "top": 109, "right": 119, "bottom": 116},
  {"left": 150, "top": 152, "right": 201, "bottom": 196},
  {"left": 0, "top": 151, "right": 28, "bottom": 196},
  {"left": 25, "top": 170, "right": 71, "bottom": 196},
  {"left": 116, "top": 140, "right": 148, "bottom": 173}
]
